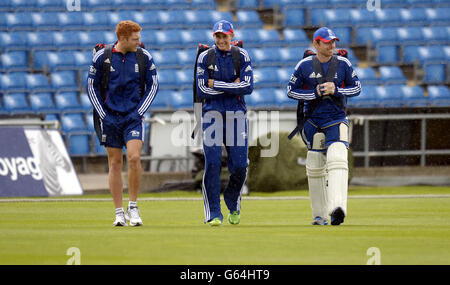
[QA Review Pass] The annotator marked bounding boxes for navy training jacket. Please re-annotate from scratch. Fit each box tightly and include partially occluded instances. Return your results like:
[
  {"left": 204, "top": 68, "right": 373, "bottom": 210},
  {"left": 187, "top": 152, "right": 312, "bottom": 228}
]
[
  {"left": 87, "top": 45, "right": 159, "bottom": 120},
  {"left": 286, "top": 55, "right": 361, "bottom": 127},
  {"left": 196, "top": 45, "right": 253, "bottom": 113}
]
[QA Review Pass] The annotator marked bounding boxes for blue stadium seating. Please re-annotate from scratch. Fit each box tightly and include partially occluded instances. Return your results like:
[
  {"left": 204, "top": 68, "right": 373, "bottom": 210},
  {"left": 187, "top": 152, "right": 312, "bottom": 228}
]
[
  {"left": 354, "top": 67, "right": 379, "bottom": 85},
  {"left": 236, "top": 10, "right": 263, "bottom": 28},
  {"left": 237, "top": 0, "right": 259, "bottom": 9},
  {"left": 82, "top": 11, "right": 110, "bottom": 30},
  {"left": 378, "top": 85, "right": 404, "bottom": 107},
  {"left": 403, "top": 45, "right": 446, "bottom": 64},
  {"left": 53, "top": 31, "right": 81, "bottom": 49},
  {"left": 428, "top": 85, "right": 450, "bottom": 107},
  {"left": 154, "top": 30, "right": 182, "bottom": 49},
  {"left": 150, "top": 90, "right": 171, "bottom": 110},
  {"left": 2, "top": 92, "right": 30, "bottom": 114},
  {"left": 278, "top": 46, "right": 307, "bottom": 66},
  {"left": 152, "top": 50, "right": 179, "bottom": 69},
  {"left": 175, "top": 69, "right": 192, "bottom": 89},
  {"left": 79, "top": 92, "right": 92, "bottom": 112},
  {"left": 0, "top": 51, "right": 28, "bottom": 72},
  {"left": 0, "top": 72, "right": 27, "bottom": 92},
  {"left": 253, "top": 67, "right": 280, "bottom": 88},
  {"left": 421, "top": 26, "right": 449, "bottom": 43},
  {"left": 26, "top": 31, "right": 54, "bottom": 50},
  {"left": 401, "top": 85, "right": 428, "bottom": 107},
  {"left": 247, "top": 88, "right": 277, "bottom": 108},
  {"left": 251, "top": 47, "right": 281, "bottom": 66},
  {"left": 379, "top": 66, "right": 407, "bottom": 84},
  {"left": 283, "top": 9, "right": 306, "bottom": 27},
  {"left": 277, "top": 67, "right": 291, "bottom": 86},
  {"left": 10, "top": 0, "right": 37, "bottom": 10},
  {"left": 397, "top": 26, "right": 424, "bottom": 43},
  {"left": 332, "top": 27, "right": 352, "bottom": 46},
  {"left": 282, "top": 29, "right": 309, "bottom": 46},
  {"left": 25, "top": 73, "right": 52, "bottom": 92},
  {"left": 310, "top": 8, "right": 352, "bottom": 27},
  {"left": 349, "top": 8, "right": 377, "bottom": 26},
  {"left": 258, "top": 29, "right": 283, "bottom": 46},
  {"left": 57, "top": 12, "right": 84, "bottom": 30},
  {"left": 0, "top": 31, "right": 28, "bottom": 51},
  {"left": 424, "top": 63, "right": 446, "bottom": 84},
  {"left": 425, "top": 7, "right": 450, "bottom": 24},
  {"left": 177, "top": 49, "right": 197, "bottom": 68},
  {"left": 181, "top": 29, "right": 211, "bottom": 47},
  {"left": 35, "top": 0, "right": 66, "bottom": 11},
  {"left": 377, "top": 45, "right": 400, "bottom": 64},
  {"left": 274, "top": 88, "right": 296, "bottom": 107},
  {"left": 158, "top": 70, "right": 178, "bottom": 89},
  {"left": 29, "top": 92, "right": 57, "bottom": 113},
  {"left": 68, "top": 134, "right": 91, "bottom": 155},
  {"left": 375, "top": 8, "right": 403, "bottom": 26},
  {"left": 5, "top": 12, "right": 33, "bottom": 30},
  {"left": 31, "top": 12, "right": 59, "bottom": 30},
  {"left": 171, "top": 89, "right": 192, "bottom": 109},
  {"left": 54, "top": 92, "right": 83, "bottom": 113},
  {"left": 399, "top": 8, "right": 428, "bottom": 25},
  {"left": 348, "top": 85, "right": 378, "bottom": 108},
  {"left": 60, "top": 113, "right": 86, "bottom": 133},
  {"left": 50, "top": 71, "right": 78, "bottom": 91}
]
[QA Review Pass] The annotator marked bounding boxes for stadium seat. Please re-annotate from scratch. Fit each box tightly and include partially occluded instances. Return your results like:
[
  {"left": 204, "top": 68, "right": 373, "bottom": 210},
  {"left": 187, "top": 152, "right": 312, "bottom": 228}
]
[
  {"left": 80, "top": 92, "right": 93, "bottom": 112},
  {"left": 424, "top": 63, "right": 446, "bottom": 84},
  {"left": 258, "top": 30, "right": 283, "bottom": 46},
  {"left": 77, "top": 31, "right": 106, "bottom": 49},
  {"left": 10, "top": 0, "right": 37, "bottom": 10},
  {"left": 247, "top": 88, "right": 277, "bottom": 108},
  {"left": 284, "top": 8, "right": 306, "bottom": 27},
  {"left": 171, "top": 89, "right": 192, "bottom": 109},
  {"left": 428, "top": 85, "right": 450, "bottom": 107},
  {"left": 183, "top": 10, "right": 213, "bottom": 28},
  {"left": 26, "top": 31, "right": 54, "bottom": 50},
  {"left": 82, "top": 11, "right": 110, "bottom": 30},
  {"left": 425, "top": 8, "right": 450, "bottom": 24},
  {"left": 44, "top": 113, "right": 59, "bottom": 122},
  {"left": 310, "top": 8, "right": 352, "bottom": 27},
  {"left": 68, "top": 134, "right": 91, "bottom": 155},
  {"left": 57, "top": 12, "right": 84, "bottom": 30},
  {"left": 274, "top": 88, "right": 296, "bottom": 108},
  {"left": 0, "top": 51, "right": 28, "bottom": 72},
  {"left": 0, "top": 72, "right": 27, "bottom": 92},
  {"left": 154, "top": 30, "right": 182, "bottom": 49},
  {"left": 377, "top": 45, "right": 399, "bottom": 64},
  {"left": 402, "top": 45, "right": 445, "bottom": 64},
  {"left": 25, "top": 73, "right": 52, "bottom": 92},
  {"left": 60, "top": 113, "right": 87, "bottom": 133},
  {"left": 111, "top": 0, "right": 140, "bottom": 9},
  {"left": 94, "top": 137, "right": 107, "bottom": 155},
  {"left": 303, "top": 0, "right": 329, "bottom": 8},
  {"left": 5, "top": 12, "right": 33, "bottom": 30},
  {"left": 36, "top": 0, "right": 66, "bottom": 11},
  {"left": 2, "top": 93, "right": 30, "bottom": 114},
  {"left": 354, "top": 67, "right": 379, "bottom": 85},
  {"left": 29, "top": 92, "right": 58, "bottom": 113},
  {"left": 378, "top": 85, "right": 404, "bottom": 107},
  {"left": 51, "top": 71, "right": 78, "bottom": 91},
  {"left": 278, "top": 46, "right": 306, "bottom": 66},
  {"left": 158, "top": 70, "right": 178, "bottom": 89},
  {"left": 85, "top": 0, "right": 113, "bottom": 11},
  {"left": 175, "top": 70, "right": 192, "bottom": 89},
  {"left": 54, "top": 92, "right": 83, "bottom": 113},
  {"left": 332, "top": 27, "right": 352, "bottom": 46},
  {"left": 190, "top": 0, "right": 217, "bottom": 9},
  {"left": 282, "top": 29, "right": 310, "bottom": 46},
  {"left": 349, "top": 9, "right": 377, "bottom": 26},
  {"left": 401, "top": 85, "right": 428, "bottom": 107},
  {"left": 375, "top": 8, "right": 402, "bottom": 26},
  {"left": 378, "top": 66, "right": 407, "bottom": 84},
  {"left": 396, "top": 27, "right": 423, "bottom": 43},
  {"left": 277, "top": 68, "right": 291, "bottom": 87},
  {"left": 152, "top": 50, "right": 179, "bottom": 69},
  {"left": 382, "top": 0, "right": 410, "bottom": 7},
  {"left": 421, "top": 26, "right": 449, "bottom": 43},
  {"left": 181, "top": 29, "right": 211, "bottom": 47},
  {"left": 156, "top": 10, "right": 186, "bottom": 29},
  {"left": 0, "top": 31, "right": 28, "bottom": 51},
  {"left": 399, "top": 8, "right": 428, "bottom": 25},
  {"left": 73, "top": 51, "right": 92, "bottom": 69},
  {"left": 253, "top": 67, "right": 280, "bottom": 88},
  {"left": 236, "top": 0, "right": 259, "bottom": 9},
  {"left": 236, "top": 10, "right": 263, "bottom": 28},
  {"left": 150, "top": 89, "right": 171, "bottom": 110},
  {"left": 177, "top": 49, "right": 197, "bottom": 68},
  {"left": 251, "top": 47, "right": 281, "bottom": 66},
  {"left": 53, "top": 31, "right": 81, "bottom": 49},
  {"left": 348, "top": 85, "right": 378, "bottom": 108},
  {"left": 31, "top": 12, "right": 59, "bottom": 30}
]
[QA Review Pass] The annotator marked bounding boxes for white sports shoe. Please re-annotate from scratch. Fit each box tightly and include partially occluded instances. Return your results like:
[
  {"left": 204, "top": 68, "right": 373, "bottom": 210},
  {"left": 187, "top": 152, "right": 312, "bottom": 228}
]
[
  {"left": 125, "top": 206, "right": 143, "bottom": 226},
  {"left": 113, "top": 213, "right": 128, "bottom": 227}
]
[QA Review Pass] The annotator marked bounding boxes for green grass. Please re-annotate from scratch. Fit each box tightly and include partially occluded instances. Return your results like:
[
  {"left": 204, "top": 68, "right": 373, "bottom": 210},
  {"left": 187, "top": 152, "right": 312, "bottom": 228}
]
[{"left": 0, "top": 186, "right": 449, "bottom": 265}]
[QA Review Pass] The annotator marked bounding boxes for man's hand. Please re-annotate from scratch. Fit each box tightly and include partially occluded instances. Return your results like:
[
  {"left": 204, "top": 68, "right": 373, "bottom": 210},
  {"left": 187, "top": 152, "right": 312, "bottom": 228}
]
[
  {"left": 319, "top": 82, "right": 335, "bottom": 95},
  {"left": 208, "top": 79, "right": 214, "bottom": 88},
  {"left": 234, "top": 77, "right": 240, "bottom": 83}
]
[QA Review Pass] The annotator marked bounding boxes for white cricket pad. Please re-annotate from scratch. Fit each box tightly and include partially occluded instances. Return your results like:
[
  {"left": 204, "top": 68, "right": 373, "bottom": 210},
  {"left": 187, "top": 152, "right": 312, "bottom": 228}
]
[
  {"left": 326, "top": 142, "right": 348, "bottom": 216},
  {"left": 306, "top": 151, "right": 327, "bottom": 219}
]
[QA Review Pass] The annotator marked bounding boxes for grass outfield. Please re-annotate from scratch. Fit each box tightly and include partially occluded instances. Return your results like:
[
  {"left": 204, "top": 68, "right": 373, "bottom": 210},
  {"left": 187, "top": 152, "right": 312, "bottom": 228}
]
[{"left": 0, "top": 186, "right": 449, "bottom": 265}]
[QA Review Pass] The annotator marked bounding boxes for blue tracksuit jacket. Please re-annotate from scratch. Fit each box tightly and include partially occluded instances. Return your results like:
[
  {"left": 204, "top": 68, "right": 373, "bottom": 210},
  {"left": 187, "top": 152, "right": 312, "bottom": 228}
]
[
  {"left": 286, "top": 55, "right": 361, "bottom": 127},
  {"left": 87, "top": 45, "right": 158, "bottom": 120}
]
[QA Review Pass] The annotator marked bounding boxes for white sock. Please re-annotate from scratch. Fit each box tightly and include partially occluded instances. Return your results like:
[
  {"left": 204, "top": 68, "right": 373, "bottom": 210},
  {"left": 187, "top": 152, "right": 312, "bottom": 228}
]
[
  {"left": 115, "top": 207, "right": 124, "bottom": 216},
  {"left": 128, "top": 201, "right": 137, "bottom": 209}
]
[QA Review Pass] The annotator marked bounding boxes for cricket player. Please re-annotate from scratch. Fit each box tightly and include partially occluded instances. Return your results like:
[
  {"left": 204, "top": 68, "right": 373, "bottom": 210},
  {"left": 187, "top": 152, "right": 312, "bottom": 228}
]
[
  {"left": 196, "top": 20, "right": 254, "bottom": 226},
  {"left": 87, "top": 21, "right": 159, "bottom": 226},
  {"left": 286, "top": 27, "right": 361, "bottom": 225}
]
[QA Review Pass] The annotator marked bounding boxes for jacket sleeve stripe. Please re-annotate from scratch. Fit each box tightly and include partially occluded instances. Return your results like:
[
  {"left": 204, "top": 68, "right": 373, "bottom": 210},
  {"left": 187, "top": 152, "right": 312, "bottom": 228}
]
[
  {"left": 138, "top": 75, "right": 158, "bottom": 116},
  {"left": 88, "top": 78, "right": 106, "bottom": 119}
]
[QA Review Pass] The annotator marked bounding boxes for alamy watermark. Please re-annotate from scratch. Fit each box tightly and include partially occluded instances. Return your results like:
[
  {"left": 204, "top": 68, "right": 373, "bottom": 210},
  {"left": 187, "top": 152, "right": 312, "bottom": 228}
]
[
  {"left": 366, "top": 247, "right": 381, "bottom": 265},
  {"left": 66, "top": 0, "right": 81, "bottom": 11},
  {"left": 366, "top": 0, "right": 381, "bottom": 11},
  {"left": 66, "top": 247, "right": 81, "bottom": 265}
]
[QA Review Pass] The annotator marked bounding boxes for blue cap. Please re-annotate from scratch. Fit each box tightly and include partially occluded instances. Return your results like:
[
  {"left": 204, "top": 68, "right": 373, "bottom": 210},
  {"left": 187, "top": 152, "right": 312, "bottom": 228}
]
[
  {"left": 313, "top": 27, "right": 340, "bottom": 42},
  {"left": 213, "top": 20, "right": 234, "bottom": 35}
]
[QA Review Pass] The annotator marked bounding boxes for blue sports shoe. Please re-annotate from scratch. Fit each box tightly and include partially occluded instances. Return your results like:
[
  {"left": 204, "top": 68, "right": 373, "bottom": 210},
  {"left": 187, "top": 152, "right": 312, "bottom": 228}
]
[{"left": 312, "top": 216, "right": 328, "bottom": 225}]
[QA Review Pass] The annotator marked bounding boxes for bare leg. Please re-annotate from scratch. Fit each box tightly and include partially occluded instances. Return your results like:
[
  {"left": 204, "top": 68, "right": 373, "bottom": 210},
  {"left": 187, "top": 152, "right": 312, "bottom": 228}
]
[
  {"left": 106, "top": 147, "right": 124, "bottom": 209},
  {"left": 126, "top": 139, "right": 143, "bottom": 202}
]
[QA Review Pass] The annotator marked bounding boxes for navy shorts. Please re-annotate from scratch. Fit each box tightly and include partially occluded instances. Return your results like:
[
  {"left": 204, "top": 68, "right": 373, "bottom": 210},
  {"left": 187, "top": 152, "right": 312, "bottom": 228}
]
[
  {"left": 100, "top": 114, "right": 144, "bottom": 148},
  {"left": 301, "top": 119, "right": 349, "bottom": 152}
]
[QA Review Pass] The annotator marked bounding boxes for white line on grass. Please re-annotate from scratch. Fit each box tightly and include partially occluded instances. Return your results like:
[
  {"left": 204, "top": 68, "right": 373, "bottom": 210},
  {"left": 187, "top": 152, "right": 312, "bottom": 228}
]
[{"left": 0, "top": 194, "right": 450, "bottom": 203}]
